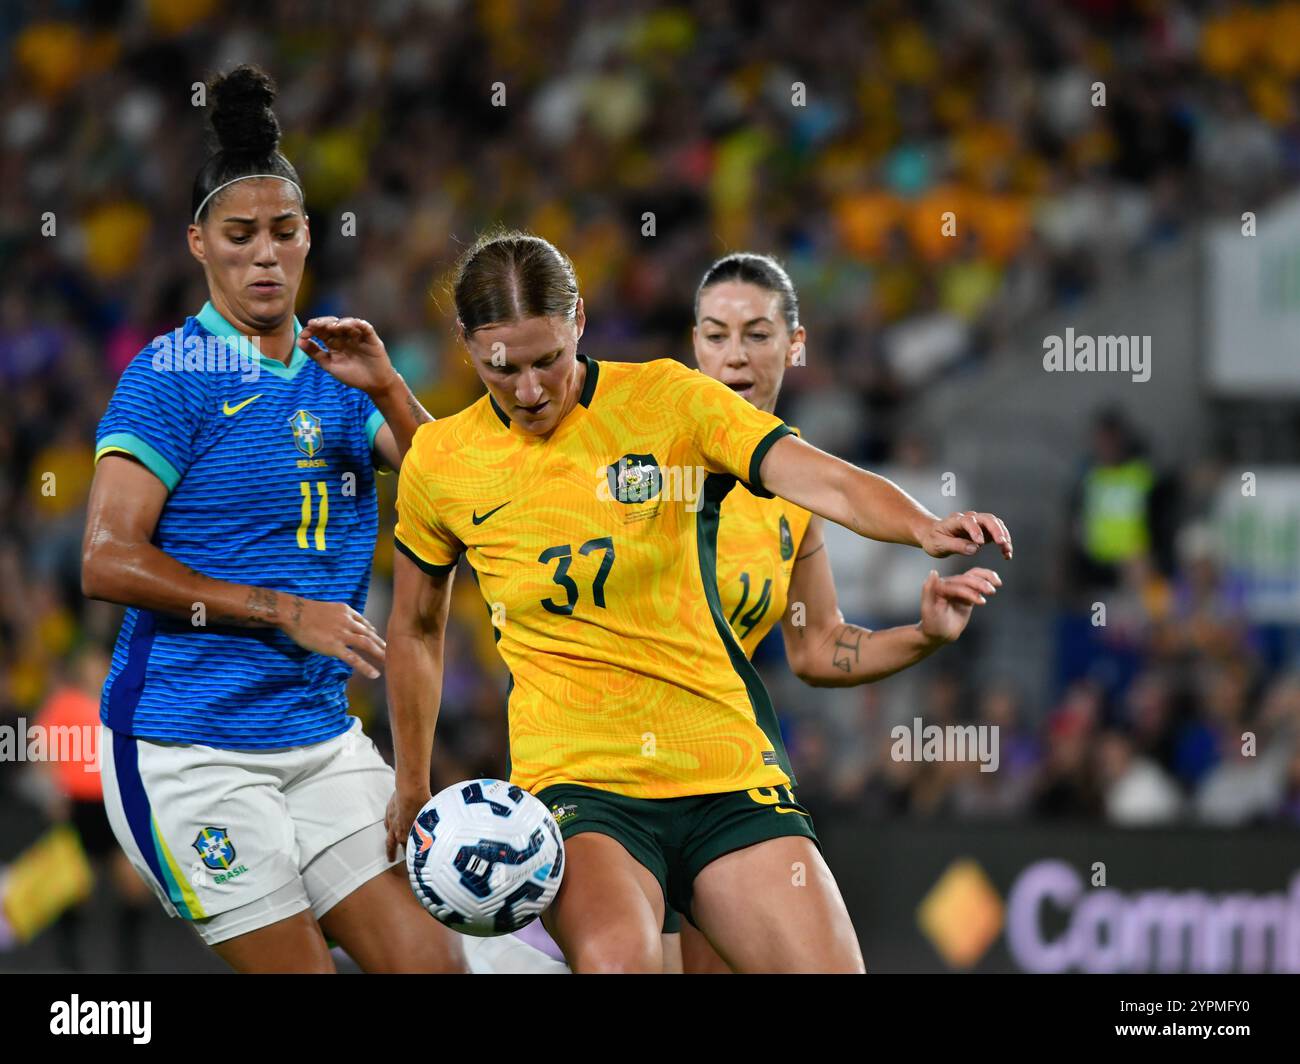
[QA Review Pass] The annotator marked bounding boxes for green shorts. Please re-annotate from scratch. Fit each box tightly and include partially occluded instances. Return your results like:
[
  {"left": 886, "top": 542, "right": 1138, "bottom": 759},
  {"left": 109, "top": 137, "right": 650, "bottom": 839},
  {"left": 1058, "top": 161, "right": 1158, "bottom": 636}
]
[{"left": 536, "top": 782, "right": 820, "bottom": 933}]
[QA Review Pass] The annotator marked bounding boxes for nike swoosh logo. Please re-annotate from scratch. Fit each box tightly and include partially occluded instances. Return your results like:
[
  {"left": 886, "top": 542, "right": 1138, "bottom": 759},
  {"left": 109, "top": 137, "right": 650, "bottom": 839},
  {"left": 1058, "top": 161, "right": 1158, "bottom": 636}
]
[
  {"left": 222, "top": 394, "right": 263, "bottom": 416},
  {"left": 472, "top": 502, "right": 510, "bottom": 525}
]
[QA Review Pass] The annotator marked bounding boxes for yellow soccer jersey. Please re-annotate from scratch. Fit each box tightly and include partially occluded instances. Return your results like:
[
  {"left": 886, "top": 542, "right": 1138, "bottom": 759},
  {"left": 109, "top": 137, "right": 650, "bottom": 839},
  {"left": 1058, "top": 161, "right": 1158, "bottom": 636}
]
[
  {"left": 716, "top": 485, "right": 813, "bottom": 659},
  {"left": 395, "top": 354, "right": 796, "bottom": 799}
]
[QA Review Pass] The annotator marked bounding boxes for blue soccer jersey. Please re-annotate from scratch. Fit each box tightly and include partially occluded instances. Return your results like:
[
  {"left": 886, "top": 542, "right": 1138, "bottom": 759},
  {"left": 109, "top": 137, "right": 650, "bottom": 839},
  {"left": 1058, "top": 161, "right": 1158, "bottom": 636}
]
[{"left": 95, "top": 301, "right": 387, "bottom": 748}]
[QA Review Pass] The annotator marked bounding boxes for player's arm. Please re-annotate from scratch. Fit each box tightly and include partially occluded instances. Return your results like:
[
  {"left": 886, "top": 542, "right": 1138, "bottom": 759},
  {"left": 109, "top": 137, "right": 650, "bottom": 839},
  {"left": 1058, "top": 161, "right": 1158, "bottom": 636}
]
[
  {"left": 384, "top": 549, "right": 456, "bottom": 861},
  {"left": 297, "top": 316, "right": 432, "bottom": 470},
  {"left": 757, "top": 434, "right": 1013, "bottom": 559},
  {"left": 366, "top": 368, "right": 430, "bottom": 470},
  {"left": 370, "top": 401, "right": 425, "bottom": 472},
  {"left": 81, "top": 454, "right": 386, "bottom": 676},
  {"left": 780, "top": 516, "right": 1002, "bottom": 687}
]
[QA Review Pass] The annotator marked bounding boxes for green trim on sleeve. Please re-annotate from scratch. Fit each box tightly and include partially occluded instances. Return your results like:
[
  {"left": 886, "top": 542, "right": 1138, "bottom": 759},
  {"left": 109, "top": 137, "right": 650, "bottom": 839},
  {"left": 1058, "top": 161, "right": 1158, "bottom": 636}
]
[
  {"left": 365, "top": 408, "right": 386, "bottom": 449},
  {"left": 95, "top": 432, "right": 181, "bottom": 492},
  {"left": 367, "top": 409, "right": 393, "bottom": 473},
  {"left": 747, "top": 423, "right": 795, "bottom": 499},
  {"left": 394, "top": 536, "right": 458, "bottom": 576}
]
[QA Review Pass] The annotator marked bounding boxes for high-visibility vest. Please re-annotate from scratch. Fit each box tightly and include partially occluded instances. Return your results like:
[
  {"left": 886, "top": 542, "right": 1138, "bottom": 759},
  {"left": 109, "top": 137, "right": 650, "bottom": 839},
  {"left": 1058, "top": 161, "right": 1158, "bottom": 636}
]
[{"left": 1083, "top": 459, "right": 1154, "bottom": 563}]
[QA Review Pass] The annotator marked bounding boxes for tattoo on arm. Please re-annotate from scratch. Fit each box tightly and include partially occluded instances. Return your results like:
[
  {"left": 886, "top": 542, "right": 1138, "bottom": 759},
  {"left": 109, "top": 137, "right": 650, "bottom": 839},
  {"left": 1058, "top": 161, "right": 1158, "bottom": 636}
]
[
  {"left": 831, "top": 624, "right": 864, "bottom": 673},
  {"left": 211, "top": 588, "right": 275, "bottom": 626},
  {"left": 406, "top": 393, "right": 429, "bottom": 424},
  {"left": 244, "top": 586, "right": 279, "bottom": 625},
  {"left": 796, "top": 543, "right": 825, "bottom": 561}
]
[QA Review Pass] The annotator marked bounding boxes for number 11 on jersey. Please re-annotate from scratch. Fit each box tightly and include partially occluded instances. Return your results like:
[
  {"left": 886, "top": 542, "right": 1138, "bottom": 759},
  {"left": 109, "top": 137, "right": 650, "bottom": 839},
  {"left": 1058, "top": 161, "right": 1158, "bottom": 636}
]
[{"left": 297, "top": 480, "right": 329, "bottom": 551}]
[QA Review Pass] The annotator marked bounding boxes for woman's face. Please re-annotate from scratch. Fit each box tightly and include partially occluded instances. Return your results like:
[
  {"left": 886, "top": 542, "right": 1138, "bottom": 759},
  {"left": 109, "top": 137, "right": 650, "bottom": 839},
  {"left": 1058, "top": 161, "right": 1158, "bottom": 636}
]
[
  {"left": 187, "top": 178, "right": 309, "bottom": 332},
  {"left": 693, "top": 281, "right": 804, "bottom": 413},
  {"left": 463, "top": 301, "right": 587, "bottom": 436}
]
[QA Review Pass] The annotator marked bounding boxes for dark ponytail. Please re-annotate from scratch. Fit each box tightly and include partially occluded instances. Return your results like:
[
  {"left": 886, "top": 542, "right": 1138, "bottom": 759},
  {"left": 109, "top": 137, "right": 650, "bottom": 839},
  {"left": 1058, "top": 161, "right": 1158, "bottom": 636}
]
[
  {"left": 191, "top": 65, "right": 302, "bottom": 222},
  {"left": 452, "top": 229, "right": 579, "bottom": 335},
  {"left": 695, "top": 252, "right": 800, "bottom": 332}
]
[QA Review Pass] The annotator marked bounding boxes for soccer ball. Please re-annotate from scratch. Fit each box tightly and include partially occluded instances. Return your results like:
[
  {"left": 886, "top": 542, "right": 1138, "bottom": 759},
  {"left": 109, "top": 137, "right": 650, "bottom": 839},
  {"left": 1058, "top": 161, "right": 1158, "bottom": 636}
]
[{"left": 406, "top": 779, "right": 565, "bottom": 936}]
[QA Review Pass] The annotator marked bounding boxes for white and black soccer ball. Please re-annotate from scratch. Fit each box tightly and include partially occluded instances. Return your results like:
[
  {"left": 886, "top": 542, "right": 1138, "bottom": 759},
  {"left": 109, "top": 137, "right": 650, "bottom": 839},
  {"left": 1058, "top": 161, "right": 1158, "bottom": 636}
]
[{"left": 406, "top": 779, "right": 565, "bottom": 936}]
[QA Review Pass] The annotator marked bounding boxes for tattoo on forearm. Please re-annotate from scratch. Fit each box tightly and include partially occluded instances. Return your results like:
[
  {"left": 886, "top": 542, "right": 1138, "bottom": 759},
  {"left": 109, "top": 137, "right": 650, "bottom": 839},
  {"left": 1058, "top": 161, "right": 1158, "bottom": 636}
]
[
  {"left": 796, "top": 543, "right": 825, "bottom": 561},
  {"left": 406, "top": 393, "right": 429, "bottom": 424},
  {"left": 831, "top": 625, "right": 863, "bottom": 673},
  {"left": 244, "top": 587, "right": 279, "bottom": 625}
]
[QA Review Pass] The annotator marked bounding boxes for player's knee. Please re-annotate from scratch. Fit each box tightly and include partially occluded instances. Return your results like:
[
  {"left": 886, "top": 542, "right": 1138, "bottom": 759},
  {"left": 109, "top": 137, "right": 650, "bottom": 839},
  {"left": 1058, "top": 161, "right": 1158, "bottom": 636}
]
[
  {"left": 367, "top": 934, "right": 469, "bottom": 974},
  {"left": 574, "top": 946, "right": 660, "bottom": 974},
  {"left": 415, "top": 948, "right": 472, "bottom": 975},
  {"left": 569, "top": 929, "right": 661, "bottom": 973},
  {"left": 828, "top": 943, "right": 866, "bottom": 974},
  {"left": 338, "top": 913, "right": 469, "bottom": 973},
  {"left": 399, "top": 926, "right": 470, "bottom": 974}
]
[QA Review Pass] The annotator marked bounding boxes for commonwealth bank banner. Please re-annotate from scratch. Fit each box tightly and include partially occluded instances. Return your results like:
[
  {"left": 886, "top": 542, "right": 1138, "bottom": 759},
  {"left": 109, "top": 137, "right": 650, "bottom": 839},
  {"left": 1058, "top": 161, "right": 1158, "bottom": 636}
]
[{"left": 819, "top": 820, "right": 1300, "bottom": 973}]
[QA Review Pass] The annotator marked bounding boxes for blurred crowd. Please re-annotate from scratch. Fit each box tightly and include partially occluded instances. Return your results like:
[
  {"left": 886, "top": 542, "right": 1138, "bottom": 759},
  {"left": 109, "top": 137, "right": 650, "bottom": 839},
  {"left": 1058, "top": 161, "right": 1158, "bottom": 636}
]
[
  {"left": 777, "top": 591, "right": 1300, "bottom": 830},
  {"left": 4, "top": 0, "right": 1300, "bottom": 839},
  {"left": 769, "top": 401, "right": 1300, "bottom": 829}
]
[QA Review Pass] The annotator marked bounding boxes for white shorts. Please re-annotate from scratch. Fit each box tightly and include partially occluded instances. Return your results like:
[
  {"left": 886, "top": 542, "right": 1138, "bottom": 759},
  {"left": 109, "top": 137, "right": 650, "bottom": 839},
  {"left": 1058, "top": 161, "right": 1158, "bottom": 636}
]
[{"left": 101, "top": 717, "right": 400, "bottom": 945}]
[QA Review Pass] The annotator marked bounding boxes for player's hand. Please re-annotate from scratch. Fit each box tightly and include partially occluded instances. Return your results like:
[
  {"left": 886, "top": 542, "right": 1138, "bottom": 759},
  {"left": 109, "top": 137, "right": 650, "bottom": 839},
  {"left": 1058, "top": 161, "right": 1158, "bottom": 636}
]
[
  {"left": 385, "top": 786, "right": 431, "bottom": 863},
  {"left": 280, "top": 596, "right": 386, "bottom": 679},
  {"left": 918, "top": 567, "right": 1001, "bottom": 644},
  {"left": 298, "top": 316, "right": 399, "bottom": 397},
  {"left": 919, "top": 511, "right": 1013, "bottom": 560}
]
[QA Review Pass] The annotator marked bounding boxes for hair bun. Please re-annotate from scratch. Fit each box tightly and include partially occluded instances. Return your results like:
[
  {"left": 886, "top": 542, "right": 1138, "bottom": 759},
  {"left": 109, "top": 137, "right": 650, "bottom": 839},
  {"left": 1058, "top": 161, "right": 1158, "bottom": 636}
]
[{"left": 210, "top": 65, "right": 280, "bottom": 159}]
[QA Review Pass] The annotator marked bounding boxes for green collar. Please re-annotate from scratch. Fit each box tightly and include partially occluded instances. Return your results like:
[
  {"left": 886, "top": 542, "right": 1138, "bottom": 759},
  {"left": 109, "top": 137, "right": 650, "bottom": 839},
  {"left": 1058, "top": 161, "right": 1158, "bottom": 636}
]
[
  {"left": 489, "top": 353, "right": 599, "bottom": 429},
  {"left": 577, "top": 353, "right": 599, "bottom": 406},
  {"left": 196, "top": 301, "right": 307, "bottom": 379}
]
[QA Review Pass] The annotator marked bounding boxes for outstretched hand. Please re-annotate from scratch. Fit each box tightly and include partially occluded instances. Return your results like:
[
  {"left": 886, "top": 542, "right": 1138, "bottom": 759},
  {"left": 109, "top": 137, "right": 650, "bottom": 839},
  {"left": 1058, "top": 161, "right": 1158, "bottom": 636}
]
[
  {"left": 918, "top": 567, "right": 1002, "bottom": 644},
  {"left": 298, "top": 316, "right": 398, "bottom": 396},
  {"left": 385, "top": 787, "right": 432, "bottom": 863},
  {"left": 919, "top": 511, "right": 1013, "bottom": 560},
  {"left": 279, "top": 596, "right": 386, "bottom": 679}
]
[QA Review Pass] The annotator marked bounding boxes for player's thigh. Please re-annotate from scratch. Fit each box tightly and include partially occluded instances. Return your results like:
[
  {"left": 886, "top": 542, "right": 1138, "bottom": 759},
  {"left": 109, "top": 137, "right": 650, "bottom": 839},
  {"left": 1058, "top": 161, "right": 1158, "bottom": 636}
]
[
  {"left": 313, "top": 827, "right": 564, "bottom": 974},
  {"left": 285, "top": 722, "right": 470, "bottom": 971},
  {"left": 679, "top": 919, "right": 733, "bottom": 974},
  {"left": 319, "top": 862, "right": 468, "bottom": 974},
  {"left": 663, "top": 913, "right": 731, "bottom": 973},
  {"left": 286, "top": 718, "right": 401, "bottom": 877},
  {"left": 661, "top": 933, "right": 683, "bottom": 973},
  {"left": 210, "top": 906, "right": 336, "bottom": 974},
  {"left": 691, "top": 835, "right": 864, "bottom": 974},
  {"left": 543, "top": 832, "right": 665, "bottom": 973}
]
